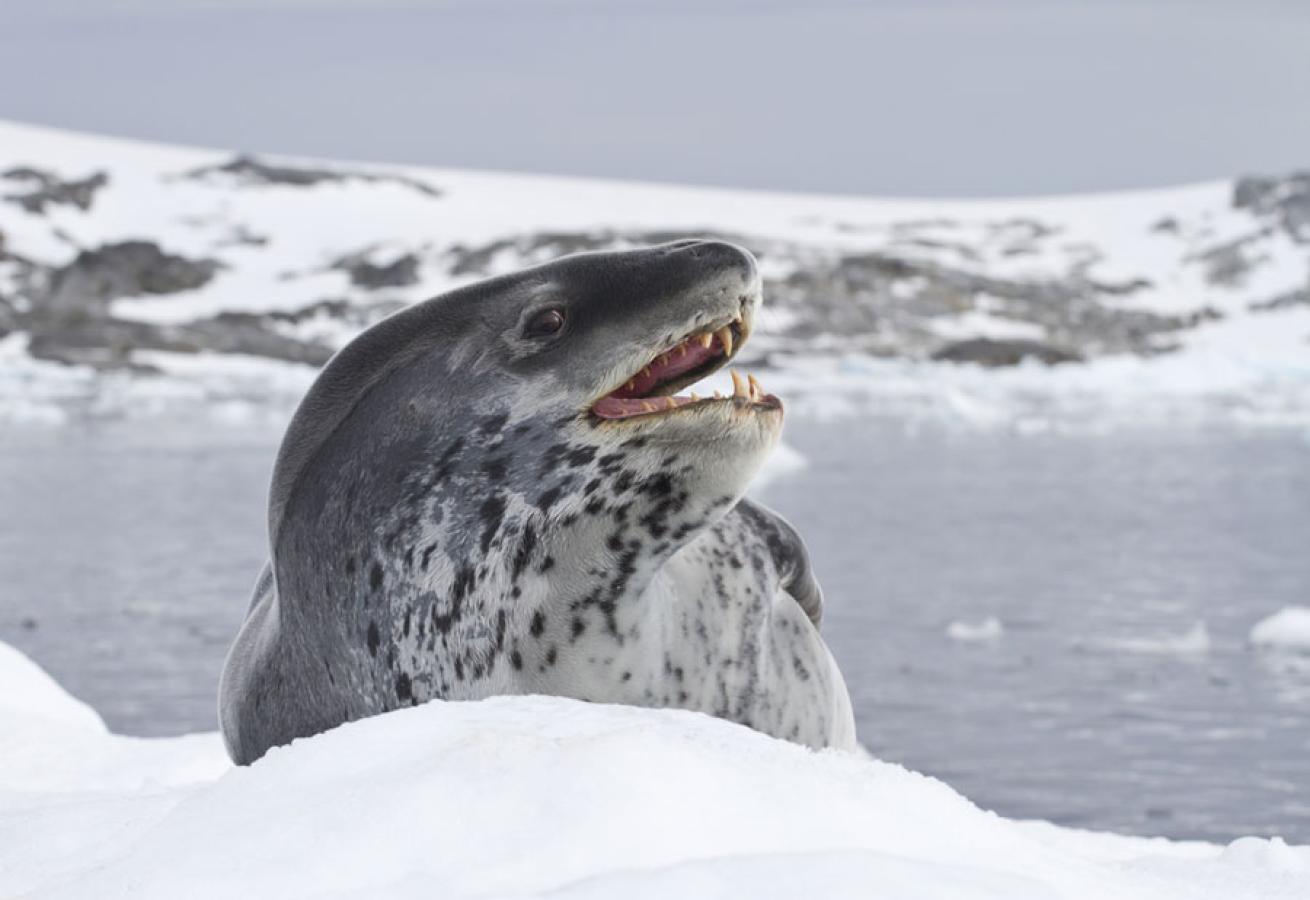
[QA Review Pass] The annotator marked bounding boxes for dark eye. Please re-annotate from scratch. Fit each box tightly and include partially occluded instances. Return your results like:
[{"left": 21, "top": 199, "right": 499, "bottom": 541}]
[{"left": 524, "top": 308, "right": 566, "bottom": 338}]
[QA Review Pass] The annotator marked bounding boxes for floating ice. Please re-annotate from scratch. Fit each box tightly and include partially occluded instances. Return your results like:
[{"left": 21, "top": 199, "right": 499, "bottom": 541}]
[
  {"left": 1250, "top": 607, "right": 1310, "bottom": 653},
  {"left": 1100, "top": 621, "right": 1212, "bottom": 656},
  {"left": 946, "top": 616, "right": 1004, "bottom": 642}
]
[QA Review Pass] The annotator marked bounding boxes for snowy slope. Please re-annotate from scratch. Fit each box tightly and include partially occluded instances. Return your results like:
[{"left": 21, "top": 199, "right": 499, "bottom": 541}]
[
  {"left": 2, "top": 641, "right": 1307, "bottom": 899},
  {"left": 1, "top": 119, "right": 1308, "bottom": 427}
]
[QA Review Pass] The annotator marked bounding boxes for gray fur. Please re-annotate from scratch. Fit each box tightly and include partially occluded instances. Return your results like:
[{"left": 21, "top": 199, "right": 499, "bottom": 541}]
[{"left": 219, "top": 240, "right": 856, "bottom": 764}]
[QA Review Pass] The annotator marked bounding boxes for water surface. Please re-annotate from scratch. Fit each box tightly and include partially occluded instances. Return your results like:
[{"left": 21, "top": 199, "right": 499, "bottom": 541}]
[{"left": 1, "top": 417, "right": 1307, "bottom": 843}]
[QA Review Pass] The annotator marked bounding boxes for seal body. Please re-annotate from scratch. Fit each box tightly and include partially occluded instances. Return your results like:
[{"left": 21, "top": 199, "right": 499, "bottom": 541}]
[{"left": 220, "top": 240, "right": 856, "bottom": 764}]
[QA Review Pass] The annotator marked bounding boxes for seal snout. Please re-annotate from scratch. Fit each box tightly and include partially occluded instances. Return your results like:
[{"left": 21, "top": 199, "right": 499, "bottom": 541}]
[{"left": 662, "top": 238, "right": 761, "bottom": 294}]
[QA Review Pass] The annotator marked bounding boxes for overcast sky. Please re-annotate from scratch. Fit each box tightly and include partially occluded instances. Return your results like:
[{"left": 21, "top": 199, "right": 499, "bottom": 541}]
[{"left": 1, "top": 0, "right": 1307, "bottom": 197}]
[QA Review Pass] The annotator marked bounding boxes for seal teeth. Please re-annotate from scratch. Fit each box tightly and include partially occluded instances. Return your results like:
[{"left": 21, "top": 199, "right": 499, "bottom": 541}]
[
  {"left": 697, "top": 332, "right": 713, "bottom": 349},
  {"left": 717, "top": 327, "right": 734, "bottom": 357},
  {"left": 747, "top": 373, "right": 762, "bottom": 401},
  {"left": 641, "top": 401, "right": 656, "bottom": 412},
  {"left": 690, "top": 391, "right": 700, "bottom": 402},
  {"left": 731, "top": 369, "right": 748, "bottom": 398}
]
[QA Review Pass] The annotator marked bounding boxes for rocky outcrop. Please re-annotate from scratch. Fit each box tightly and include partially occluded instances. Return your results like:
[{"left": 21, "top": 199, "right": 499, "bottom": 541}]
[
  {"left": 3, "top": 167, "right": 108, "bottom": 214},
  {"left": 13, "top": 240, "right": 332, "bottom": 372},
  {"left": 333, "top": 252, "right": 420, "bottom": 289},
  {"left": 931, "top": 338, "right": 1082, "bottom": 367},
  {"left": 1234, "top": 172, "right": 1310, "bottom": 243},
  {"left": 182, "top": 154, "right": 442, "bottom": 199},
  {"left": 42, "top": 241, "right": 222, "bottom": 321},
  {"left": 25, "top": 313, "right": 334, "bottom": 372}
]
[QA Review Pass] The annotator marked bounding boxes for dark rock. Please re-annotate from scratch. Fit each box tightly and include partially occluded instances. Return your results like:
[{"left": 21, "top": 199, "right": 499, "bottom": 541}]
[
  {"left": 182, "top": 154, "right": 441, "bottom": 199},
  {"left": 1250, "top": 285, "right": 1310, "bottom": 312},
  {"left": 931, "top": 338, "right": 1083, "bottom": 367},
  {"left": 336, "top": 253, "right": 420, "bottom": 289},
  {"left": 42, "top": 241, "right": 222, "bottom": 321},
  {"left": 1233, "top": 172, "right": 1310, "bottom": 243},
  {"left": 1189, "top": 230, "right": 1274, "bottom": 288},
  {"left": 26, "top": 312, "right": 334, "bottom": 371},
  {"left": 3, "top": 166, "right": 109, "bottom": 213}
]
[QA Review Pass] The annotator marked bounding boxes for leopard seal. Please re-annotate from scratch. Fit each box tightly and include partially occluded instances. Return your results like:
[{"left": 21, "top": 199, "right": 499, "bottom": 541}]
[{"left": 219, "top": 239, "right": 857, "bottom": 764}]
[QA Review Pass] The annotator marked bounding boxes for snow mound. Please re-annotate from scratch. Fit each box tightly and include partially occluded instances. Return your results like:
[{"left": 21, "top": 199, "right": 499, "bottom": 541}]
[
  {"left": 1, "top": 641, "right": 1307, "bottom": 899},
  {"left": 946, "top": 616, "right": 1004, "bottom": 642},
  {"left": 1250, "top": 607, "right": 1310, "bottom": 652}
]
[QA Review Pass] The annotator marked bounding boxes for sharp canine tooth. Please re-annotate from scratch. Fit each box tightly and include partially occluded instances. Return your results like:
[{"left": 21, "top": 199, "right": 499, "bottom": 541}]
[
  {"left": 690, "top": 392, "right": 700, "bottom": 402},
  {"left": 697, "top": 332, "right": 713, "bottom": 349},
  {"left": 664, "top": 397, "right": 676, "bottom": 409},
  {"left": 714, "top": 390, "right": 723, "bottom": 399},
  {"left": 717, "top": 327, "right": 734, "bottom": 357},
  {"left": 748, "top": 374, "right": 762, "bottom": 400},
  {"left": 731, "top": 369, "right": 747, "bottom": 398},
  {"left": 641, "top": 401, "right": 656, "bottom": 412}
]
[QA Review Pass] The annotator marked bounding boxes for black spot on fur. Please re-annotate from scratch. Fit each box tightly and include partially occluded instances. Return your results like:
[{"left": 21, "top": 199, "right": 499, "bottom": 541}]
[
  {"left": 513, "top": 523, "right": 538, "bottom": 581},
  {"left": 479, "top": 494, "right": 506, "bottom": 554},
  {"left": 366, "top": 621, "right": 380, "bottom": 657},
  {"left": 511, "top": 650, "right": 523, "bottom": 670},
  {"left": 369, "top": 562, "right": 383, "bottom": 592},
  {"left": 537, "top": 485, "right": 563, "bottom": 512},
  {"left": 479, "top": 413, "right": 509, "bottom": 435},
  {"left": 395, "top": 672, "right": 413, "bottom": 702},
  {"left": 530, "top": 610, "right": 546, "bottom": 637},
  {"left": 565, "top": 446, "right": 596, "bottom": 467},
  {"left": 481, "top": 456, "right": 508, "bottom": 481}
]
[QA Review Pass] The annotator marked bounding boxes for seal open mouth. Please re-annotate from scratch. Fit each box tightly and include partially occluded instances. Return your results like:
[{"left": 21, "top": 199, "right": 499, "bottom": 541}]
[{"left": 591, "top": 315, "right": 780, "bottom": 420}]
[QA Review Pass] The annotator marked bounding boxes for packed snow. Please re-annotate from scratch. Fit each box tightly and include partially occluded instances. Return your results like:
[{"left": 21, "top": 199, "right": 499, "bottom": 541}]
[
  {"left": 1, "top": 641, "right": 1306, "bottom": 899},
  {"left": 1250, "top": 607, "right": 1310, "bottom": 652}
]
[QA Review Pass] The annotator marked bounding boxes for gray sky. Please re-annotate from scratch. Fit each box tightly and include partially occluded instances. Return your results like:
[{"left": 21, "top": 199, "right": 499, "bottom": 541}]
[{"left": 1, "top": 0, "right": 1307, "bottom": 197}]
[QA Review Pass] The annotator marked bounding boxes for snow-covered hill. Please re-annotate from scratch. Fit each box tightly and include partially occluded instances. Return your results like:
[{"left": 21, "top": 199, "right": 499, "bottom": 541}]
[
  {"left": 1, "top": 119, "right": 1307, "bottom": 427},
  {"left": 3, "top": 640, "right": 1307, "bottom": 899}
]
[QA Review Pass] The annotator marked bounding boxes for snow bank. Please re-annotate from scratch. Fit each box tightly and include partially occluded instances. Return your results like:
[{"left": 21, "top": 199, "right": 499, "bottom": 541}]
[
  {"left": 1250, "top": 607, "right": 1310, "bottom": 652},
  {"left": 1, "top": 641, "right": 1306, "bottom": 899}
]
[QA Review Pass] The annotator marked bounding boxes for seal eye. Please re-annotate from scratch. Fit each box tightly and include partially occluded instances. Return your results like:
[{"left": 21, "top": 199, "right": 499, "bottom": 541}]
[{"left": 524, "top": 308, "right": 566, "bottom": 338}]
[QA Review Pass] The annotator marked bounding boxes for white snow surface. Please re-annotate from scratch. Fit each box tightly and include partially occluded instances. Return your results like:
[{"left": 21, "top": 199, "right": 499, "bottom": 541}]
[
  {"left": 2, "top": 118, "right": 1309, "bottom": 430},
  {"left": 1250, "top": 607, "right": 1310, "bottom": 652},
  {"left": 2, "top": 642, "right": 1307, "bottom": 899}
]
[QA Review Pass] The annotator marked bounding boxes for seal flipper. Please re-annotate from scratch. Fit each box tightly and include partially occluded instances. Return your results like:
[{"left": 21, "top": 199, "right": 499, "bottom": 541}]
[{"left": 733, "top": 498, "right": 824, "bottom": 626}]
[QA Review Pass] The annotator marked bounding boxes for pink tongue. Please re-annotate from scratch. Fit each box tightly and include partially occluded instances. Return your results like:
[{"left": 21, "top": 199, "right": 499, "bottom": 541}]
[
  {"left": 610, "top": 339, "right": 718, "bottom": 398},
  {"left": 593, "top": 396, "right": 652, "bottom": 419},
  {"left": 593, "top": 395, "right": 695, "bottom": 420}
]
